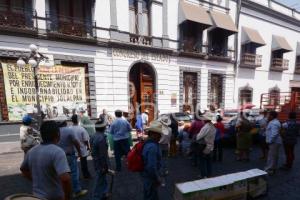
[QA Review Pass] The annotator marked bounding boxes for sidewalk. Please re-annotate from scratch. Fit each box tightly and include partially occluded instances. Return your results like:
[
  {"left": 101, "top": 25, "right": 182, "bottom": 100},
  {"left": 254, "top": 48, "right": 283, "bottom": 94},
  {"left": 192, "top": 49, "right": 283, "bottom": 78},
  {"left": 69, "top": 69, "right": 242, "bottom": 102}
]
[
  {"left": 1, "top": 144, "right": 300, "bottom": 200},
  {"left": 0, "top": 141, "right": 21, "bottom": 154}
]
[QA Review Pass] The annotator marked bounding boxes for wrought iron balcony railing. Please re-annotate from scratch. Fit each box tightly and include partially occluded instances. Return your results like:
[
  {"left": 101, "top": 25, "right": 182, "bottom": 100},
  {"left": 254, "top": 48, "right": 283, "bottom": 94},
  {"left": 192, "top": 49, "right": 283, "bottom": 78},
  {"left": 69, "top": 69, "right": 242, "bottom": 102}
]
[
  {"left": 0, "top": 5, "right": 37, "bottom": 33},
  {"left": 46, "top": 12, "right": 96, "bottom": 40},
  {"left": 207, "top": 46, "right": 234, "bottom": 62},
  {"left": 129, "top": 34, "right": 152, "bottom": 46},
  {"left": 180, "top": 39, "right": 207, "bottom": 56},
  {"left": 270, "top": 58, "right": 289, "bottom": 71},
  {"left": 240, "top": 53, "right": 262, "bottom": 68}
]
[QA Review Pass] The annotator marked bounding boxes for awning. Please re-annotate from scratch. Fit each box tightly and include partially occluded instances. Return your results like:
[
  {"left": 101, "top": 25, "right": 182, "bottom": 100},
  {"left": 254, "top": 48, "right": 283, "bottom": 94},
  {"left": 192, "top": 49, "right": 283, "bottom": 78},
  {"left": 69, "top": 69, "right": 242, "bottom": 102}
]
[
  {"left": 272, "top": 35, "right": 293, "bottom": 52},
  {"left": 209, "top": 10, "right": 238, "bottom": 34},
  {"left": 241, "top": 27, "right": 266, "bottom": 46},
  {"left": 179, "top": 1, "right": 212, "bottom": 27}
]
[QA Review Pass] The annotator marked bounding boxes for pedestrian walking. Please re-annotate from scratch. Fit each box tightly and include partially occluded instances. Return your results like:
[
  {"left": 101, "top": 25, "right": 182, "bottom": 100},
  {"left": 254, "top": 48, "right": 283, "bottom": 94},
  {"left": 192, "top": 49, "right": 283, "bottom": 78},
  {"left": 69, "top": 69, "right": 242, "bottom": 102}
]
[
  {"left": 99, "top": 109, "right": 111, "bottom": 127},
  {"left": 213, "top": 116, "right": 225, "bottom": 161},
  {"left": 58, "top": 121, "right": 88, "bottom": 198},
  {"left": 281, "top": 112, "right": 299, "bottom": 170},
  {"left": 20, "top": 121, "right": 72, "bottom": 200},
  {"left": 189, "top": 111, "right": 205, "bottom": 166},
  {"left": 19, "top": 115, "right": 40, "bottom": 155},
  {"left": 178, "top": 122, "right": 192, "bottom": 156},
  {"left": 142, "top": 109, "right": 149, "bottom": 129},
  {"left": 136, "top": 111, "right": 144, "bottom": 140},
  {"left": 79, "top": 108, "right": 96, "bottom": 137},
  {"left": 265, "top": 111, "right": 282, "bottom": 175},
  {"left": 196, "top": 113, "right": 216, "bottom": 178},
  {"left": 258, "top": 110, "right": 268, "bottom": 160},
  {"left": 158, "top": 115, "right": 172, "bottom": 184},
  {"left": 90, "top": 120, "right": 110, "bottom": 200},
  {"left": 142, "top": 120, "right": 163, "bottom": 200},
  {"left": 70, "top": 114, "right": 92, "bottom": 179},
  {"left": 169, "top": 114, "right": 178, "bottom": 157},
  {"left": 236, "top": 112, "right": 252, "bottom": 161},
  {"left": 110, "top": 109, "right": 132, "bottom": 171}
]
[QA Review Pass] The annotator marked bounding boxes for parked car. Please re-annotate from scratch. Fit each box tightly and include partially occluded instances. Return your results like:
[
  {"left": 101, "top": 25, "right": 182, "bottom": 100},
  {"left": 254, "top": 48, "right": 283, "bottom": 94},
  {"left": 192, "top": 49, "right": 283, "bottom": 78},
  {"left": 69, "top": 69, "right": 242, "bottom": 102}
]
[{"left": 158, "top": 112, "right": 192, "bottom": 126}]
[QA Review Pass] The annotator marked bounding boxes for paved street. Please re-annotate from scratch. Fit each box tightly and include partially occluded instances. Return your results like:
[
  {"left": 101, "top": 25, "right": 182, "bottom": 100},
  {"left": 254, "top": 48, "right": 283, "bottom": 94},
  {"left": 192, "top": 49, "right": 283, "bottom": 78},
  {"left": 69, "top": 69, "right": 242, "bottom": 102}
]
[{"left": 1, "top": 142, "right": 300, "bottom": 200}]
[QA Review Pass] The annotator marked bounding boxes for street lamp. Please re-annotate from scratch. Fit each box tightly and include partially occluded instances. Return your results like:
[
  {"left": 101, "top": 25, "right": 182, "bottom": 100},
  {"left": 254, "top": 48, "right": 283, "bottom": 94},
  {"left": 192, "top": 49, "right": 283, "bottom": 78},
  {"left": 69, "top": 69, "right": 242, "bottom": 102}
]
[{"left": 17, "top": 44, "right": 53, "bottom": 128}]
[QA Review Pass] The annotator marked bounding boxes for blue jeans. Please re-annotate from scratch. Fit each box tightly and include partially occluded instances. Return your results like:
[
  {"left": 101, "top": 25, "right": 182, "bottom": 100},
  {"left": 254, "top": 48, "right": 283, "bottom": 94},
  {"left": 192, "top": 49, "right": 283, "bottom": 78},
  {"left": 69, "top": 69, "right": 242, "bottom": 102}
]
[
  {"left": 160, "top": 144, "right": 168, "bottom": 176},
  {"left": 199, "top": 153, "right": 212, "bottom": 178},
  {"left": 114, "top": 139, "right": 130, "bottom": 171},
  {"left": 143, "top": 177, "right": 159, "bottom": 200},
  {"left": 92, "top": 171, "right": 108, "bottom": 200},
  {"left": 67, "top": 155, "right": 82, "bottom": 193}
]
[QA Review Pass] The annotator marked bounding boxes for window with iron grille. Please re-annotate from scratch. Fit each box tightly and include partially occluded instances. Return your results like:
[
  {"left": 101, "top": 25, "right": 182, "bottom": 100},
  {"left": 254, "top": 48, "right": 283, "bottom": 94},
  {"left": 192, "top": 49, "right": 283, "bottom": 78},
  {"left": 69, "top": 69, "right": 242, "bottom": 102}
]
[
  {"left": 129, "top": 0, "right": 150, "bottom": 36},
  {"left": 239, "top": 86, "right": 253, "bottom": 105}
]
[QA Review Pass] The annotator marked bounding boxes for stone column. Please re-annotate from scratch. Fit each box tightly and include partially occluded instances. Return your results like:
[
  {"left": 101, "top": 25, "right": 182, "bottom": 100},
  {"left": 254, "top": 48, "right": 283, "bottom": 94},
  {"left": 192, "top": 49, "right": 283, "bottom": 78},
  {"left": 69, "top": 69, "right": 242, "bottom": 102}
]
[
  {"left": 110, "top": 0, "right": 118, "bottom": 30},
  {"left": 162, "top": 0, "right": 169, "bottom": 48},
  {"left": 137, "top": 0, "right": 143, "bottom": 35}
]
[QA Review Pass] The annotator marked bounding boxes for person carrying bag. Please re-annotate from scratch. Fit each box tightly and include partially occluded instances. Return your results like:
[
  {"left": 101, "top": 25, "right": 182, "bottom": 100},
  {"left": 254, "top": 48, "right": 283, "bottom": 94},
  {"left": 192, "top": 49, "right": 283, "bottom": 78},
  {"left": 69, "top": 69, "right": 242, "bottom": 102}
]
[{"left": 196, "top": 113, "right": 216, "bottom": 178}]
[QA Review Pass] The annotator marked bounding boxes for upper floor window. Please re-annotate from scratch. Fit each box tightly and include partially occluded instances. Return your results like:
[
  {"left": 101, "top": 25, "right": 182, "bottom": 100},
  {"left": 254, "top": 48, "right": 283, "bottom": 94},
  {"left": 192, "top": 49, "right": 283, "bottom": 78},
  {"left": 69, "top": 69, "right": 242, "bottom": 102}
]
[
  {"left": 0, "top": 0, "right": 35, "bottom": 31},
  {"left": 141, "top": 0, "right": 150, "bottom": 36},
  {"left": 208, "top": 29, "right": 228, "bottom": 57},
  {"left": 56, "top": 0, "right": 86, "bottom": 20},
  {"left": 129, "top": 0, "right": 137, "bottom": 34},
  {"left": 47, "top": 0, "right": 95, "bottom": 39},
  {"left": 0, "top": 0, "right": 24, "bottom": 10},
  {"left": 180, "top": 21, "right": 203, "bottom": 53},
  {"left": 129, "top": 0, "right": 150, "bottom": 36}
]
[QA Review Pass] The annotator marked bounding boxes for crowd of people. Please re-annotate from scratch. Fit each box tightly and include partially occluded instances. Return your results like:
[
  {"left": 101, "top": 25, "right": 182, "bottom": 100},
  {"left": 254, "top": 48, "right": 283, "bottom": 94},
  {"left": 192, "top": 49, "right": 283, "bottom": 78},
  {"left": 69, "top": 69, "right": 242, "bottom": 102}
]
[{"left": 18, "top": 107, "right": 299, "bottom": 200}]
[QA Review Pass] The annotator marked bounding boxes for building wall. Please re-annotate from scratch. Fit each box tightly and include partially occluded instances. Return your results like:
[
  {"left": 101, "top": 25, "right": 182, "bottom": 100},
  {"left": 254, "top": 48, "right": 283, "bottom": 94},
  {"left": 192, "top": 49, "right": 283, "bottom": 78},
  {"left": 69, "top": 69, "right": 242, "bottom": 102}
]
[
  {"left": 2, "top": 0, "right": 300, "bottom": 121},
  {"left": 235, "top": 2, "right": 300, "bottom": 108}
]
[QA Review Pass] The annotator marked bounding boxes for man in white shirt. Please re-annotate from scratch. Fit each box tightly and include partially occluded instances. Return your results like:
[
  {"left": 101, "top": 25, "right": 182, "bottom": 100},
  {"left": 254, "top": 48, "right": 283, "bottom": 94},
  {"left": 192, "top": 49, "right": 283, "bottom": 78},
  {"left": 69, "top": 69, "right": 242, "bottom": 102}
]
[
  {"left": 142, "top": 109, "right": 149, "bottom": 129},
  {"left": 196, "top": 113, "right": 216, "bottom": 178},
  {"left": 71, "top": 114, "right": 91, "bottom": 179}
]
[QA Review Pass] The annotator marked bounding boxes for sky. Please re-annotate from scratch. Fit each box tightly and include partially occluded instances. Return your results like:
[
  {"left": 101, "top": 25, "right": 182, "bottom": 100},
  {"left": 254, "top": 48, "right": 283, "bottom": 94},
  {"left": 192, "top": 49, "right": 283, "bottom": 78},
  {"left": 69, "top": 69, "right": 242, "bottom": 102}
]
[{"left": 276, "top": 0, "right": 300, "bottom": 10}]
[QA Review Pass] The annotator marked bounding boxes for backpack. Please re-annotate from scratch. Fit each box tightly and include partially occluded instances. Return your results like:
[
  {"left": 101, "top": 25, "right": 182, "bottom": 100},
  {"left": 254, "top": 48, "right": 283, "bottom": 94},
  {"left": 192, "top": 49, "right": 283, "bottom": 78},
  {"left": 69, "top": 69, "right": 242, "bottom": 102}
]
[{"left": 127, "top": 141, "right": 145, "bottom": 172}]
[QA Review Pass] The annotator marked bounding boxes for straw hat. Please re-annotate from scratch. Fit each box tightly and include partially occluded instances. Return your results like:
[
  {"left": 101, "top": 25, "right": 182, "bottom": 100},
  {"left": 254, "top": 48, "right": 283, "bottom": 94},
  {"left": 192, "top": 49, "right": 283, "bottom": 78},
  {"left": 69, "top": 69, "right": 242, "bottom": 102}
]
[
  {"left": 158, "top": 115, "right": 171, "bottom": 126},
  {"left": 198, "top": 112, "right": 214, "bottom": 121},
  {"left": 145, "top": 120, "right": 164, "bottom": 135}
]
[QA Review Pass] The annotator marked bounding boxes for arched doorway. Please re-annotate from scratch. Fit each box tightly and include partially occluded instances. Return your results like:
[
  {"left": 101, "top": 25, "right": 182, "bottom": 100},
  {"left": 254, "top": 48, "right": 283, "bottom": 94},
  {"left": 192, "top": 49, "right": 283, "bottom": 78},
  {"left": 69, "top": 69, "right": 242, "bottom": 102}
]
[{"left": 129, "top": 62, "right": 156, "bottom": 125}]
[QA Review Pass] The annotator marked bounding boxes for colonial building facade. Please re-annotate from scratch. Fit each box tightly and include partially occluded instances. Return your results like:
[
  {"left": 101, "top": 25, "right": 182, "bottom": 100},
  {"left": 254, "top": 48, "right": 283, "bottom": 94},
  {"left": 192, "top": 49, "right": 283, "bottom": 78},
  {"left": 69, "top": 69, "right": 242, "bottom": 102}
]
[{"left": 0, "top": 0, "right": 299, "bottom": 122}]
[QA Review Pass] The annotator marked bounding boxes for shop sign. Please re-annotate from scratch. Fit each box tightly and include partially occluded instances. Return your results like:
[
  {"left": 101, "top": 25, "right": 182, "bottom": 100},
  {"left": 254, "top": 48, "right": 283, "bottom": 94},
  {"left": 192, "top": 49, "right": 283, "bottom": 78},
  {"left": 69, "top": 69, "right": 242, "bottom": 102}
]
[
  {"left": 2, "top": 63, "right": 87, "bottom": 120},
  {"left": 112, "top": 48, "right": 170, "bottom": 63}
]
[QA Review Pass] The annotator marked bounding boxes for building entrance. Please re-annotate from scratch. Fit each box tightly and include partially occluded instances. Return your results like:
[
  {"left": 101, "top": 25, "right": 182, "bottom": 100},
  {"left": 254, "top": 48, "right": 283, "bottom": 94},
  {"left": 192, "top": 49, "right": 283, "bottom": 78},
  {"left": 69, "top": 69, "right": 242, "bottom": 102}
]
[{"left": 129, "top": 63, "right": 156, "bottom": 125}]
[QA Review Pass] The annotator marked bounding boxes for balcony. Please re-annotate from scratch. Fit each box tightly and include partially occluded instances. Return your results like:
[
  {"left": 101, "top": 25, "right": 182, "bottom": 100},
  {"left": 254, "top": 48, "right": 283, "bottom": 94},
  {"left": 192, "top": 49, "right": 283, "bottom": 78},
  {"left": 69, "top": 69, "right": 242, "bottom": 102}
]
[
  {"left": 295, "top": 62, "right": 300, "bottom": 74},
  {"left": 0, "top": 5, "right": 37, "bottom": 34},
  {"left": 46, "top": 13, "right": 96, "bottom": 42},
  {"left": 207, "top": 46, "right": 233, "bottom": 62},
  {"left": 129, "top": 34, "right": 152, "bottom": 46},
  {"left": 179, "top": 39, "right": 207, "bottom": 58},
  {"left": 270, "top": 58, "right": 289, "bottom": 72},
  {"left": 240, "top": 53, "right": 262, "bottom": 68}
]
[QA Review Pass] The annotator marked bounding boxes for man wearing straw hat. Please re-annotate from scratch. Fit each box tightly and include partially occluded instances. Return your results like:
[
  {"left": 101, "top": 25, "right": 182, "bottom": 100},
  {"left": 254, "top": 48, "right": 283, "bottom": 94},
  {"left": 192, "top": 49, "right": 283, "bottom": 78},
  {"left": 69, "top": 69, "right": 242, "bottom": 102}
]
[
  {"left": 196, "top": 112, "right": 216, "bottom": 179},
  {"left": 142, "top": 120, "right": 164, "bottom": 200}
]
